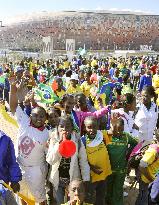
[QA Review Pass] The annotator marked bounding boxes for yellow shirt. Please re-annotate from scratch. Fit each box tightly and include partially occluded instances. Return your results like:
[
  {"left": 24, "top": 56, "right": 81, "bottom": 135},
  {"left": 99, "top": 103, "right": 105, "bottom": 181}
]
[
  {"left": 153, "top": 74, "right": 159, "bottom": 89},
  {"left": 91, "top": 60, "right": 98, "bottom": 67},
  {"left": 141, "top": 145, "right": 159, "bottom": 183},
  {"left": 56, "top": 89, "right": 65, "bottom": 98},
  {"left": 63, "top": 61, "right": 70, "bottom": 69},
  {"left": 93, "top": 93, "right": 106, "bottom": 110},
  {"left": 80, "top": 81, "right": 94, "bottom": 97},
  {"left": 66, "top": 85, "right": 82, "bottom": 94},
  {"left": 118, "top": 63, "right": 124, "bottom": 69},
  {"left": 86, "top": 133, "right": 112, "bottom": 183}
]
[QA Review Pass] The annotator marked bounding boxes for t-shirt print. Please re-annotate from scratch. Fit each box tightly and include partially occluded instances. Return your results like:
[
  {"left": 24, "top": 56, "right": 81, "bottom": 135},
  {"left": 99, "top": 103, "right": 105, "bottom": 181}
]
[{"left": 19, "top": 136, "right": 35, "bottom": 157}]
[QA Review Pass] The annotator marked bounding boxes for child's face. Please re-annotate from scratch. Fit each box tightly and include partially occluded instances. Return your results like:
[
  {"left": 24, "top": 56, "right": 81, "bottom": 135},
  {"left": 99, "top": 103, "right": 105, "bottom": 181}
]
[
  {"left": 63, "top": 97, "right": 75, "bottom": 114},
  {"left": 70, "top": 79, "right": 77, "bottom": 87},
  {"left": 56, "top": 78, "right": 63, "bottom": 89},
  {"left": 76, "top": 95, "right": 87, "bottom": 110},
  {"left": 31, "top": 108, "right": 47, "bottom": 128},
  {"left": 146, "top": 70, "right": 151, "bottom": 75},
  {"left": 84, "top": 119, "right": 98, "bottom": 139},
  {"left": 79, "top": 72, "right": 84, "bottom": 80},
  {"left": 84, "top": 73, "right": 90, "bottom": 81},
  {"left": 141, "top": 90, "right": 151, "bottom": 106},
  {"left": 127, "top": 98, "right": 136, "bottom": 111},
  {"left": 48, "top": 109, "right": 60, "bottom": 127},
  {"left": 113, "top": 122, "right": 124, "bottom": 137},
  {"left": 58, "top": 119, "right": 73, "bottom": 139},
  {"left": 69, "top": 181, "right": 85, "bottom": 204}
]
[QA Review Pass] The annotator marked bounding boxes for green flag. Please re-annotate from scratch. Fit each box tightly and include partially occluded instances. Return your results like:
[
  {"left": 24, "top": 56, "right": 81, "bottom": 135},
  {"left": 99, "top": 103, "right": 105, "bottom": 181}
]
[{"left": 34, "top": 84, "right": 59, "bottom": 104}]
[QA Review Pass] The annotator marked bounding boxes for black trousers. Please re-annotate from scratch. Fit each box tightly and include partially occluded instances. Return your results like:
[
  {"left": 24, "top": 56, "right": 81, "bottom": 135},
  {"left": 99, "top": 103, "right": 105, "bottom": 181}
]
[{"left": 86, "top": 180, "right": 107, "bottom": 205}]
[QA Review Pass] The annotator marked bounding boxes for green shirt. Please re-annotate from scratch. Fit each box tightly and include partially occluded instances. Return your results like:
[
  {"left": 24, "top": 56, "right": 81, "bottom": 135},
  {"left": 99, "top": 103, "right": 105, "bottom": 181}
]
[{"left": 107, "top": 132, "right": 137, "bottom": 172}]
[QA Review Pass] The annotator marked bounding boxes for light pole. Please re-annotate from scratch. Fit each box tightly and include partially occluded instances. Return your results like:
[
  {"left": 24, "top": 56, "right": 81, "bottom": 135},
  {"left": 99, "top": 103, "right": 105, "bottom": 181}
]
[{"left": 0, "top": 21, "right": 5, "bottom": 29}]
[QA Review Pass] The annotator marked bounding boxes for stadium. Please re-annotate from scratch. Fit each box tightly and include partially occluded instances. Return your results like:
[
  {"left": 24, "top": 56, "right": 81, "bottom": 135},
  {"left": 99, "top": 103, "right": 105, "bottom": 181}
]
[{"left": 0, "top": 10, "right": 159, "bottom": 52}]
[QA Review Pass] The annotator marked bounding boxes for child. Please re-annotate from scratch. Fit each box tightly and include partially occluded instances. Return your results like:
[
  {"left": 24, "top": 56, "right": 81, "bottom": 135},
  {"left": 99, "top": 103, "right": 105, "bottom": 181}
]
[
  {"left": 0, "top": 130, "right": 22, "bottom": 205},
  {"left": 9, "top": 78, "right": 49, "bottom": 205},
  {"left": 80, "top": 70, "right": 93, "bottom": 98},
  {"left": 54, "top": 77, "right": 65, "bottom": 99},
  {"left": 138, "top": 69, "right": 152, "bottom": 92},
  {"left": 136, "top": 129, "right": 159, "bottom": 205},
  {"left": 111, "top": 93, "right": 139, "bottom": 137},
  {"left": 46, "top": 116, "right": 90, "bottom": 205},
  {"left": 82, "top": 116, "right": 112, "bottom": 205},
  {"left": 106, "top": 118, "right": 137, "bottom": 205},
  {"left": 60, "top": 94, "right": 109, "bottom": 134},
  {"left": 66, "top": 74, "right": 82, "bottom": 94},
  {"left": 135, "top": 86, "right": 158, "bottom": 142},
  {"left": 152, "top": 67, "right": 159, "bottom": 90},
  {"left": 46, "top": 107, "right": 61, "bottom": 205},
  {"left": 62, "top": 179, "right": 93, "bottom": 205},
  {"left": 74, "top": 93, "right": 96, "bottom": 113},
  {"left": 47, "top": 107, "right": 61, "bottom": 130},
  {"left": 121, "top": 74, "right": 133, "bottom": 95}
]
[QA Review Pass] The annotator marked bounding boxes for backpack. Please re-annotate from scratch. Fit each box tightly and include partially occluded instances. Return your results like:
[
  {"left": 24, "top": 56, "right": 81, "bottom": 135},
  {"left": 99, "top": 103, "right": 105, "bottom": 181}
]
[{"left": 128, "top": 141, "right": 151, "bottom": 169}]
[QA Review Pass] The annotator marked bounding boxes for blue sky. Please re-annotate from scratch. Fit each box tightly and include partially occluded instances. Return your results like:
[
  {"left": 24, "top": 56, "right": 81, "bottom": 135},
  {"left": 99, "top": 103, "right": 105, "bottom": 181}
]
[{"left": 0, "top": 0, "right": 159, "bottom": 20}]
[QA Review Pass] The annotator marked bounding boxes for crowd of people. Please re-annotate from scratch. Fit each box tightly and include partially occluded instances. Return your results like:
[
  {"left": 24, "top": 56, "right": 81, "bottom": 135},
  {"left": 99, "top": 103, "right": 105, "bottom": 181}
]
[
  {"left": 0, "top": 54, "right": 159, "bottom": 205},
  {"left": 1, "top": 12, "right": 159, "bottom": 50}
]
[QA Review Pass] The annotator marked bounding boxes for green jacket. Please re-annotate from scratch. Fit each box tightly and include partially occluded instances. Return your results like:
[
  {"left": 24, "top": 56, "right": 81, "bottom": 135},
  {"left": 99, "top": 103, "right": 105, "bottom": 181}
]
[{"left": 107, "top": 132, "right": 137, "bottom": 173}]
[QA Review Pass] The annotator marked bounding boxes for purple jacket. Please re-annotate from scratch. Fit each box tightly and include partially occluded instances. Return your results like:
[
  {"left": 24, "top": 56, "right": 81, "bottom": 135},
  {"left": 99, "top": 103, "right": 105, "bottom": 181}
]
[
  {"left": 0, "top": 131, "right": 22, "bottom": 183},
  {"left": 75, "top": 106, "right": 108, "bottom": 132}
]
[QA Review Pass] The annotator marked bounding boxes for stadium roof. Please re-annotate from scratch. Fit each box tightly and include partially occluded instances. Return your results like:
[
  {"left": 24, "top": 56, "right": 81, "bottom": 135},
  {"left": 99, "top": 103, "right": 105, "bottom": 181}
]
[{"left": 1, "top": 10, "right": 158, "bottom": 26}]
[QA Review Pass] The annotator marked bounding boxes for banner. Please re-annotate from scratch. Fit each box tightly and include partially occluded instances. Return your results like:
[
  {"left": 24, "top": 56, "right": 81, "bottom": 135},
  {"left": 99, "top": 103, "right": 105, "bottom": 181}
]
[
  {"left": 66, "top": 39, "right": 75, "bottom": 61},
  {"left": 42, "top": 36, "right": 53, "bottom": 56}
]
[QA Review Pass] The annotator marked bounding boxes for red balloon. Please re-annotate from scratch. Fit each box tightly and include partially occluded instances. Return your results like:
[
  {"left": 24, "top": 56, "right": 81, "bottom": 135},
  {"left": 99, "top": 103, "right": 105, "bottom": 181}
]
[{"left": 58, "top": 140, "right": 76, "bottom": 158}]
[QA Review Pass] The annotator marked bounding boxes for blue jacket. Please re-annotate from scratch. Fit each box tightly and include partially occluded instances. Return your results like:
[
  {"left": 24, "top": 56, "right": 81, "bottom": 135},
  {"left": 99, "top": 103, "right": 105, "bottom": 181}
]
[
  {"left": 138, "top": 74, "right": 152, "bottom": 92},
  {"left": 0, "top": 131, "right": 22, "bottom": 183},
  {"left": 0, "top": 78, "right": 10, "bottom": 91}
]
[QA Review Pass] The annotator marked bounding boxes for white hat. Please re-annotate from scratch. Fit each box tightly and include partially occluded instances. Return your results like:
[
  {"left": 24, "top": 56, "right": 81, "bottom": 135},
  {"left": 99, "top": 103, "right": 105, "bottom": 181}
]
[{"left": 70, "top": 74, "right": 79, "bottom": 81}]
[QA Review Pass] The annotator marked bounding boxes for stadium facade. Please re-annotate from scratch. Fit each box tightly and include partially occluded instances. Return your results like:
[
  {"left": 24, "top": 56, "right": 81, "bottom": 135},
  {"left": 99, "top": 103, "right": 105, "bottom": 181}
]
[{"left": 0, "top": 11, "right": 159, "bottom": 51}]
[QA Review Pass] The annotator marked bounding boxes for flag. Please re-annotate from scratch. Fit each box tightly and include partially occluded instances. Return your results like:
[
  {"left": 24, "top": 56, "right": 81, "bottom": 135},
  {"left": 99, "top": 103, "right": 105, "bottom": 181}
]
[
  {"left": 34, "top": 84, "right": 59, "bottom": 104},
  {"left": 0, "top": 105, "right": 18, "bottom": 128}
]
